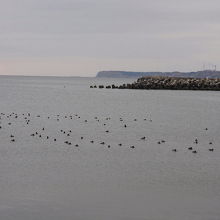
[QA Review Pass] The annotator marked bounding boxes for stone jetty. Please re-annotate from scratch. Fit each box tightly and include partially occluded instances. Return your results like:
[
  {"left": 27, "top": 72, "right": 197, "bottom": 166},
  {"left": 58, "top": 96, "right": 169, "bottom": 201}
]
[{"left": 92, "top": 76, "right": 220, "bottom": 91}]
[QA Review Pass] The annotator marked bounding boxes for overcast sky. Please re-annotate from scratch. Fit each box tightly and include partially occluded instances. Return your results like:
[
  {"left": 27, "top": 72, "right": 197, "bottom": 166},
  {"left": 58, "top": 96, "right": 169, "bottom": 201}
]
[{"left": 0, "top": 0, "right": 220, "bottom": 76}]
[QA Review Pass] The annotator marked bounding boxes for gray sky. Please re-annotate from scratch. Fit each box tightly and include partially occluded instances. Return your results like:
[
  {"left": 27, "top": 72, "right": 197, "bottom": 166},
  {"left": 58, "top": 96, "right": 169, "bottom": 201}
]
[{"left": 0, "top": 0, "right": 220, "bottom": 76}]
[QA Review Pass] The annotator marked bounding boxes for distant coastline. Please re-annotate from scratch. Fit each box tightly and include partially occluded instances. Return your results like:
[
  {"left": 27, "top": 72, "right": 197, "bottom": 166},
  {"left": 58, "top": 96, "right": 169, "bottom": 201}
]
[{"left": 96, "top": 70, "right": 220, "bottom": 79}]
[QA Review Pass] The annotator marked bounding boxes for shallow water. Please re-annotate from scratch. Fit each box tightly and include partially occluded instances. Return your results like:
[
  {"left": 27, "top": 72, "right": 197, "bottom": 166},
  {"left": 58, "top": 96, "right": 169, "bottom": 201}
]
[{"left": 0, "top": 76, "right": 220, "bottom": 220}]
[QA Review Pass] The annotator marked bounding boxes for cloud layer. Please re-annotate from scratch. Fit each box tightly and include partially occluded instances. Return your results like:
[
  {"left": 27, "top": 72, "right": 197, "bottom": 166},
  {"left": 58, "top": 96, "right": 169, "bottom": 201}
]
[{"left": 0, "top": 0, "right": 220, "bottom": 76}]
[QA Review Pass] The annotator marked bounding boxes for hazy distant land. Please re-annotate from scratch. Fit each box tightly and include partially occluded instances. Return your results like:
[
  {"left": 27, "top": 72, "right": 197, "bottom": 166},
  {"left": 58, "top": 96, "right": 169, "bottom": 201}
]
[{"left": 96, "top": 70, "right": 220, "bottom": 78}]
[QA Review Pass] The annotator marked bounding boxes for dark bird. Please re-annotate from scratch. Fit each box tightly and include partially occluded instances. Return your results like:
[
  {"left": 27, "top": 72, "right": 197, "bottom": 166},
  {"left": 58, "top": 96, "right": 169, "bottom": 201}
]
[
  {"left": 209, "top": 148, "right": 214, "bottom": 151},
  {"left": 130, "top": 146, "right": 135, "bottom": 149},
  {"left": 209, "top": 142, "right": 213, "bottom": 145},
  {"left": 172, "top": 149, "right": 177, "bottom": 152},
  {"left": 90, "top": 140, "right": 94, "bottom": 143},
  {"left": 124, "top": 124, "right": 127, "bottom": 128},
  {"left": 118, "top": 143, "right": 122, "bottom": 146},
  {"left": 100, "top": 142, "right": 105, "bottom": 145},
  {"left": 192, "top": 150, "right": 197, "bottom": 154},
  {"left": 75, "top": 144, "right": 79, "bottom": 147},
  {"left": 188, "top": 147, "right": 193, "bottom": 150},
  {"left": 141, "top": 137, "right": 146, "bottom": 140}
]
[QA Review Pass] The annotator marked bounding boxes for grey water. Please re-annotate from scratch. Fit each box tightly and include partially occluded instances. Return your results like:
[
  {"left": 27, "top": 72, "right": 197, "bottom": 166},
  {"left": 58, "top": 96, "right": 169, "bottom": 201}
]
[{"left": 0, "top": 76, "right": 220, "bottom": 220}]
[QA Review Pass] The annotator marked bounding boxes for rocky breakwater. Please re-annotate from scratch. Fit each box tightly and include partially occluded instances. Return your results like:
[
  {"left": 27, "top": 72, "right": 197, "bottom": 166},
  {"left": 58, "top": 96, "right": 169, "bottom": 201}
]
[
  {"left": 90, "top": 76, "right": 220, "bottom": 90},
  {"left": 118, "top": 77, "right": 220, "bottom": 91},
  {"left": 128, "top": 76, "right": 220, "bottom": 90}
]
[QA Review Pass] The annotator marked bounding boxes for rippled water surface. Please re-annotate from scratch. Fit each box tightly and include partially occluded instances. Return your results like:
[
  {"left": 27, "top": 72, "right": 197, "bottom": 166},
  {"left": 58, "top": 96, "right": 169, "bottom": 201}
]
[{"left": 0, "top": 76, "right": 220, "bottom": 220}]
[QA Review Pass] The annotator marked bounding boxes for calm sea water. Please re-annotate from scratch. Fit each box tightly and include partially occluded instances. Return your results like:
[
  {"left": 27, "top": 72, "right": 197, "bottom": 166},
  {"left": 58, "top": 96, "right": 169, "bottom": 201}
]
[{"left": 0, "top": 76, "right": 220, "bottom": 220}]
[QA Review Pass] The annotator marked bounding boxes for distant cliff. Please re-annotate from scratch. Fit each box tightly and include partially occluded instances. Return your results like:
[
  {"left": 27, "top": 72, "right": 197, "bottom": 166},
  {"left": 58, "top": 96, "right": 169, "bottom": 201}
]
[{"left": 96, "top": 70, "right": 220, "bottom": 79}]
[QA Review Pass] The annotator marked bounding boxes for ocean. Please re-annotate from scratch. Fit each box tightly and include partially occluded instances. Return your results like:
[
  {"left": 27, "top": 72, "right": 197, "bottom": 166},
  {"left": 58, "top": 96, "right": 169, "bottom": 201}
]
[{"left": 0, "top": 76, "right": 220, "bottom": 220}]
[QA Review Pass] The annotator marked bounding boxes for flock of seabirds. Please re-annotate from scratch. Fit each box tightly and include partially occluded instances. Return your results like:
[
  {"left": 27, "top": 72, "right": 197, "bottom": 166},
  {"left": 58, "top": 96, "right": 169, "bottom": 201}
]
[{"left": 0, "top": 112, "right": 215, "bottom": 154}]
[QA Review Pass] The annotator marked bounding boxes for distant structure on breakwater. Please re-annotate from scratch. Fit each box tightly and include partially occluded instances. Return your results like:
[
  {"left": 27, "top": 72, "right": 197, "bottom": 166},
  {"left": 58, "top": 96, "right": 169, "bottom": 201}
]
[
  {"left": 96, "top": 70, "right": 220, "bottom": 79},
  {"left": 91, "top": 76, "right": 220, "bottom": 91}
]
